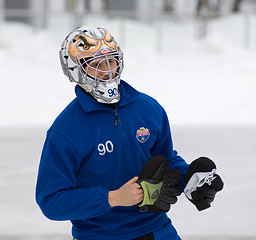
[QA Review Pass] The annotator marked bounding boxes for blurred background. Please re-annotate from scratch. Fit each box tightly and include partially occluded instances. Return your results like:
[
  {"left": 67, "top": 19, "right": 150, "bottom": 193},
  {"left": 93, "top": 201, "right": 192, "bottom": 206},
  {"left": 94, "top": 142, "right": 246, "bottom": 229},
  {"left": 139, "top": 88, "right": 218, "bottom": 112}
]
[{"left": 0, "top": 0, "right": 256, "bottom": 239}]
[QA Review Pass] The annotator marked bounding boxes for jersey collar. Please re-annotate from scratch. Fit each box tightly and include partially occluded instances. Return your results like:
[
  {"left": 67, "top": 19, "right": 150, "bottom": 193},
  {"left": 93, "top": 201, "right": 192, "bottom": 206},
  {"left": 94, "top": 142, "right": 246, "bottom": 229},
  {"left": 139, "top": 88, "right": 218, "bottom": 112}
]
[{"left": 75, "top": 80, "right": 140, "bottom": 113}]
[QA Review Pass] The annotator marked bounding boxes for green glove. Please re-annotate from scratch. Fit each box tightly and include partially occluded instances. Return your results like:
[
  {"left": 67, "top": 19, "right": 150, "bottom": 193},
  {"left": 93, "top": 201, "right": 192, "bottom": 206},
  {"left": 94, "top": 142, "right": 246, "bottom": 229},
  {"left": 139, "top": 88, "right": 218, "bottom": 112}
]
[
  {"left": 138, "top": 181, "right": 163, "bottom": 207},
  {"left": 137, "top": 155, "right": 182, "bottom": 213}
]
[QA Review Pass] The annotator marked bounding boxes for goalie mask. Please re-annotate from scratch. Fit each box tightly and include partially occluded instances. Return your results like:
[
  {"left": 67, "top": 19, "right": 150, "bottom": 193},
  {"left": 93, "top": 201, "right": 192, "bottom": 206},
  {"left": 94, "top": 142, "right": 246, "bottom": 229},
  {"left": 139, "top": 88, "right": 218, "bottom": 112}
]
[{"left": 59, "top": 26, "right": 124, "bottom": 104}]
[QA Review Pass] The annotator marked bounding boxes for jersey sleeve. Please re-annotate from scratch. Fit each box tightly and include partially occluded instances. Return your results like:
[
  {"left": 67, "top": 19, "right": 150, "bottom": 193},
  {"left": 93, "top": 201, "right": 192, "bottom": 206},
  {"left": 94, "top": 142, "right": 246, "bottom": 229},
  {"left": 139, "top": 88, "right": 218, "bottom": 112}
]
[
  {"left": 150, "top": 106, "right": 189, "bottom": 189},
  {"left": 35, "top": 129, "right": 111, "bottom": 221}
]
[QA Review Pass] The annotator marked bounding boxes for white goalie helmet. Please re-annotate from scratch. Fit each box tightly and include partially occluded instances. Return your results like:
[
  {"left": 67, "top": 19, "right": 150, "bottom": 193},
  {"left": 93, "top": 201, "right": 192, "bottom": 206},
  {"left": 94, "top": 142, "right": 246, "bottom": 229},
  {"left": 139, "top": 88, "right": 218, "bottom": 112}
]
[{"left": 59, "top": 26, "right": 124, "bottom": 104}]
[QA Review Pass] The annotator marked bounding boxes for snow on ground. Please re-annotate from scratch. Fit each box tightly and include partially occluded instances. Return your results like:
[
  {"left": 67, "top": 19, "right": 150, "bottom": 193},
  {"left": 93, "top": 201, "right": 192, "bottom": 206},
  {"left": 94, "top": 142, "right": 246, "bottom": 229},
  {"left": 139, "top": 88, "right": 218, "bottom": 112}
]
[
  {"left": 0, "top": 14, "right": 255, "bottom": 127},
  {"left": 0, "top": 14, "right": 256, "bottom": 239}
]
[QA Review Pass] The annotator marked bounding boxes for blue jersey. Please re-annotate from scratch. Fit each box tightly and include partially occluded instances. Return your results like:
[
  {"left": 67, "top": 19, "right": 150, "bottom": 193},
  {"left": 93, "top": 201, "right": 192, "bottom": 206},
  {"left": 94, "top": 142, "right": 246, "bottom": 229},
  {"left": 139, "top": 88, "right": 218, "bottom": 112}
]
[{"left": 36, "top": 80, "right": 189, "bottom": 240}]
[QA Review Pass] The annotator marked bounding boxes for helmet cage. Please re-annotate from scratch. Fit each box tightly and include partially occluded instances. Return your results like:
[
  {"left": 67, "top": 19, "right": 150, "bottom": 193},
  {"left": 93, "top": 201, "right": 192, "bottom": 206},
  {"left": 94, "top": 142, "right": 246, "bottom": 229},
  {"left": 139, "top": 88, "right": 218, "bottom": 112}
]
[
  {"left": 77, "top": 50, "right": 123, "bottom": 86},
  {"left": 77, "top": 50, "right": 123, "bottom": 103}
]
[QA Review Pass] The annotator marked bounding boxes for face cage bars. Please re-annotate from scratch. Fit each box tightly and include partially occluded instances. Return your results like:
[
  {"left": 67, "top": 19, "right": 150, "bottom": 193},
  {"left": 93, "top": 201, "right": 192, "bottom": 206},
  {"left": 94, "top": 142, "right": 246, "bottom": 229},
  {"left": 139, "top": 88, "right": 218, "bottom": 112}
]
[{"left": 76, "top": 52, "right": 123, "bottom": 85}]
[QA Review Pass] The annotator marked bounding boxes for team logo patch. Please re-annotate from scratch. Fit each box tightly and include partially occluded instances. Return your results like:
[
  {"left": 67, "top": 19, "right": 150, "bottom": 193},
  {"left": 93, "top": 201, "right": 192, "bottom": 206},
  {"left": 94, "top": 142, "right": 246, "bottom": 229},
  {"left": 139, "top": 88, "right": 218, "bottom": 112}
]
[{"left": 136, "top": 127, "right": 150, "bottom": 143}]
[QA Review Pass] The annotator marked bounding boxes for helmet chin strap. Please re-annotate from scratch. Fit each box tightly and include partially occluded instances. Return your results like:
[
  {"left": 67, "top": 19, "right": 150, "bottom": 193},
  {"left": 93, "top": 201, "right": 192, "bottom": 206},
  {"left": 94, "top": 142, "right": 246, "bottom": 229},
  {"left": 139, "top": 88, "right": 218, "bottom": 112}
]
[{"left": 79, "top": 80, "right": 120, "bottom": 104}]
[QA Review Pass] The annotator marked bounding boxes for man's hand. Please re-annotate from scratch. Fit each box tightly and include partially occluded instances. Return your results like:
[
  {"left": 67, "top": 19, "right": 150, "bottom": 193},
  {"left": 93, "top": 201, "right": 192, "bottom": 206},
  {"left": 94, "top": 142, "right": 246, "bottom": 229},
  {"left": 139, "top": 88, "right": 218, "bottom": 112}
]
[
  {"left": 137, "top": 155, "right": 182, "bottom": 213},
  {"left": 108, "top": 177, "right": 144, "bottom": 208}
]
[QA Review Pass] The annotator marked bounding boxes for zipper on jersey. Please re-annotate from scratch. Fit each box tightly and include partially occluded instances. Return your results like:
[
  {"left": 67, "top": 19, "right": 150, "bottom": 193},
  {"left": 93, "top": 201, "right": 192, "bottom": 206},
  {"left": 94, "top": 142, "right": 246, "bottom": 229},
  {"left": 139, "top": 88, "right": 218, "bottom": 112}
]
[
  {"left": 113, "top": 109, "right": 127, "bottom": 138},
  {"left": 114, "top": 110, "right": 119, "bottom": 127}
]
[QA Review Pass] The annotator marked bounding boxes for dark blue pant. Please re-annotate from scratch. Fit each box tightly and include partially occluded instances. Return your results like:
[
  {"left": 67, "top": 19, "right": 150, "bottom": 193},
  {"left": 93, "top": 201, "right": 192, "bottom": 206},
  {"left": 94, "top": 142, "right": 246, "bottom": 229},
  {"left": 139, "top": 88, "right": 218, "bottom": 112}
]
[{"left": 133, "top": 220, "right": 181, "bottom": 240}]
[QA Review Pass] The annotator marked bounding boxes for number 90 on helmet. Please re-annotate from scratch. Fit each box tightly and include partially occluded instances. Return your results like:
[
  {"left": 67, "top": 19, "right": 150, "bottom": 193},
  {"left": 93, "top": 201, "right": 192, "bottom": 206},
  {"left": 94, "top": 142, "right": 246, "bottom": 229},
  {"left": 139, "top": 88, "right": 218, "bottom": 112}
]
[{"left": 59, "top": 26, "right": 124, "bottom": 104}]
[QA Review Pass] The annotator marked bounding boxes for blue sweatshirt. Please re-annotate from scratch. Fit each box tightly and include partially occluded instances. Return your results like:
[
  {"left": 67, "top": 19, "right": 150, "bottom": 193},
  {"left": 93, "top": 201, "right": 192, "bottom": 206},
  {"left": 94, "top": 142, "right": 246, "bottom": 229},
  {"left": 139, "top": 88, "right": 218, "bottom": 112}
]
[{"left": 36, "top": 80, "right": 189, "bottom": 240}]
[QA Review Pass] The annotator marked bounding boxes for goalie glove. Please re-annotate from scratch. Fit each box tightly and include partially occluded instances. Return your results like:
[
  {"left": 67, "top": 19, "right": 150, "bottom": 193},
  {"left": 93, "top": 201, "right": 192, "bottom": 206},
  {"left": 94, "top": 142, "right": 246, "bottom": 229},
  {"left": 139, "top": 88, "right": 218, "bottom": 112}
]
[
  {"left": 184, "top": 157, "right": 224, "bottom": 211},
  {"left": 137, "top": 155, "right": 182, "bottom": 213}
]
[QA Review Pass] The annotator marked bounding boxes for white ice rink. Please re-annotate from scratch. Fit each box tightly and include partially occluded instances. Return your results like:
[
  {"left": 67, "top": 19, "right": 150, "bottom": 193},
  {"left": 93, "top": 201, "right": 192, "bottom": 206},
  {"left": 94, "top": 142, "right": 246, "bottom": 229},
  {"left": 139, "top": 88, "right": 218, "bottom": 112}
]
[{"left": 0, "top": 126, "right": 255, "bottom": 239}]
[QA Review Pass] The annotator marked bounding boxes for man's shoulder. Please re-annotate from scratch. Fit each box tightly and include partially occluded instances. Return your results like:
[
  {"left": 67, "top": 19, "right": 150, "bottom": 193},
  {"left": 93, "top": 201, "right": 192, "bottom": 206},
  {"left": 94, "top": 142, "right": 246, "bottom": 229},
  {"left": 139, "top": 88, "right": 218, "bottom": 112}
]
[
  {"left": 49, "top": 98, "right": 82, "bottom": 130},
  {"left": 120, "top": 80, "right": 160, "bottom": 107},
  {"left": 137, "top": 91, "right": 163, "bottom": 111},
  {"left": 139, "top": 91, "right": 158, "bottom": 103}
]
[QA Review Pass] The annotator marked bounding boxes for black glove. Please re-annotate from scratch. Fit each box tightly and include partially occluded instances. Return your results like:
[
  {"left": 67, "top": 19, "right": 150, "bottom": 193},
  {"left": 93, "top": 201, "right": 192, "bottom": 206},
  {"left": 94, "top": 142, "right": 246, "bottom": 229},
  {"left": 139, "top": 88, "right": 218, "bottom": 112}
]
[
  {"left": 184, "top": 157, "right": 224, "bottom": 211},
  {"left": 136, "top": 155, "right": 182, "bottom": 213}
]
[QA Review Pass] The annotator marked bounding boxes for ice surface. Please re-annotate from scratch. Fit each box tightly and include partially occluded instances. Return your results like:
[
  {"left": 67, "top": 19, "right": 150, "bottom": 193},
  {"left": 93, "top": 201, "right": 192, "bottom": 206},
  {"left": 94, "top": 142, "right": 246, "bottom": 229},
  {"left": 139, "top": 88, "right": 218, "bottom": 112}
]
[{"left": 1, "top": 126, "right": 255, "bottom": 239}]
